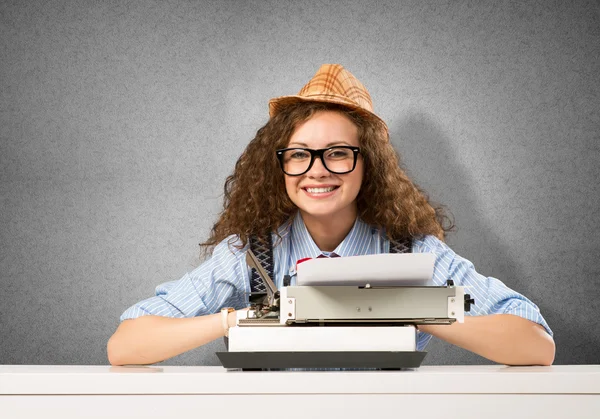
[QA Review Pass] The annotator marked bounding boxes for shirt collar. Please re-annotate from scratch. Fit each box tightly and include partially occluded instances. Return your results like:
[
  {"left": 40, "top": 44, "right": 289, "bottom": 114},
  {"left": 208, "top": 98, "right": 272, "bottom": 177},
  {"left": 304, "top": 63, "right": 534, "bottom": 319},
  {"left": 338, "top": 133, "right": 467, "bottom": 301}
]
[{"left": 289, "top": 211, "right": 376, "bottom": 262}]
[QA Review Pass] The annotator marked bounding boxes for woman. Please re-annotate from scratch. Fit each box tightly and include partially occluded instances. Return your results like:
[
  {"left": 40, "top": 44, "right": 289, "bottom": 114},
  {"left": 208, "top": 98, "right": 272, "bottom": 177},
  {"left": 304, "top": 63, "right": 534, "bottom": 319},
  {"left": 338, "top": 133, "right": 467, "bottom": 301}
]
[{"left": 107, "top": 64, "right": 554, "bottom": 366}]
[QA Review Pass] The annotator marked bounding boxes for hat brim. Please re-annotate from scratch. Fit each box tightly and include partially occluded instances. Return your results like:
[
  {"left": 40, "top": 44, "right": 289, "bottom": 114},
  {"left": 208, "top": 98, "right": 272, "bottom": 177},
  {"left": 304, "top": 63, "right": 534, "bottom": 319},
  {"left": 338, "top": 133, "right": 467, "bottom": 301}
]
[{"left": 268, "top": 94, "right": 388, "bottom": 129}]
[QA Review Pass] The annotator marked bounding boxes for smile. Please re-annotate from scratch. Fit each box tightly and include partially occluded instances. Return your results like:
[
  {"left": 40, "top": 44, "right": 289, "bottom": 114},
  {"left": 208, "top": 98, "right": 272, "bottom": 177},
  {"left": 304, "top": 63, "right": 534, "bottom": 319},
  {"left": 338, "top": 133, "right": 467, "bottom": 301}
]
[{"left": 304, "top": 186, "right": 338, "bottom": 194}]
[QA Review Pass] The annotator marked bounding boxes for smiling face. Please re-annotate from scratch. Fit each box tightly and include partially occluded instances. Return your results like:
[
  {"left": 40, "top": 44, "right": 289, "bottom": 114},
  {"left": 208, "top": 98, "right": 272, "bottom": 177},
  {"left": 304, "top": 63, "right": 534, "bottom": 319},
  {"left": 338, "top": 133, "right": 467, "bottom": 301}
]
[{"left": 284, "top": 110, "right": 363, "bottom": 226}]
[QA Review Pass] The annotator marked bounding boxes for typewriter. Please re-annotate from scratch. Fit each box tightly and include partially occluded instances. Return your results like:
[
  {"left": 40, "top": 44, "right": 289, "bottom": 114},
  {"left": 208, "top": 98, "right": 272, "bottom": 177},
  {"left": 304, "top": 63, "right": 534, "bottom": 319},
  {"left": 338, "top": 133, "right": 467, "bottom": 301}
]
[{"left": 217, "top": 251, "right": 474, "bottom": 370}]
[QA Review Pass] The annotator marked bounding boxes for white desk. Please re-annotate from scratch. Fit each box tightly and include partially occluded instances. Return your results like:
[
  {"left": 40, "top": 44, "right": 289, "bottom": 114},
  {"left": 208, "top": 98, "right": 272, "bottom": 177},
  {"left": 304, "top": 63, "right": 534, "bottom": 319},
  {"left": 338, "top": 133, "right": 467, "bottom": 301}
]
[{"left": 1, "top": 365, "right": 599, "bottom": 418}]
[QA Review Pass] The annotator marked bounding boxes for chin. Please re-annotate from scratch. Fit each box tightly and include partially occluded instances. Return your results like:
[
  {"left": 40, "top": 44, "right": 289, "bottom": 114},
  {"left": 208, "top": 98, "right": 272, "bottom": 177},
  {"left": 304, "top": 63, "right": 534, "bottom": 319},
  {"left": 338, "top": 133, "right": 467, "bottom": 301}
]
[{"left": 298, "top": 202, "right": 353, "bottom": 220}]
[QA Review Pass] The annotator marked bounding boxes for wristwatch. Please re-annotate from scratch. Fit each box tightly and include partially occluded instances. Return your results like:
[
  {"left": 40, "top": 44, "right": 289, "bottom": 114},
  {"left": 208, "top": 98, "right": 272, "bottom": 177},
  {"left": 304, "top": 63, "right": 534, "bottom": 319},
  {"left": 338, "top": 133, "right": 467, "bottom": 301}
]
[{"left": 221, "top": 307, "right": 235, "bottom": 337}]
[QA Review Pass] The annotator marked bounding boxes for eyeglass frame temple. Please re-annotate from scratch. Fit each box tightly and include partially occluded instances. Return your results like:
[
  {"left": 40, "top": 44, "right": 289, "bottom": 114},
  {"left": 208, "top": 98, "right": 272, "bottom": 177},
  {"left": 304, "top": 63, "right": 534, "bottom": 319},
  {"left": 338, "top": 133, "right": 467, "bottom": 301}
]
[{"left": 275, "top": 146, "right": 360, "bottom": 176}]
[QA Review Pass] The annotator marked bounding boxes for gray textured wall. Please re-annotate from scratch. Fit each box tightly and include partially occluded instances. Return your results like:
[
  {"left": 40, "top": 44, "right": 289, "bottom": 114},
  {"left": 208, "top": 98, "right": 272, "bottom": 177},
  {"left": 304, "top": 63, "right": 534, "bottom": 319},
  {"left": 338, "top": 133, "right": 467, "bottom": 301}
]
[{"left": 1, "top": 0, "right": 598, "bottom": 366}]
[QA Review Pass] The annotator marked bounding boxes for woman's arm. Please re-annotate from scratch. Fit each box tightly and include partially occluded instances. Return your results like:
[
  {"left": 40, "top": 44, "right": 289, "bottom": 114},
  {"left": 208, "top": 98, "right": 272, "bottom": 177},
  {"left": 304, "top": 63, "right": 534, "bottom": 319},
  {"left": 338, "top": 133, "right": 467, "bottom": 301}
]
[
  {"left": 418, "top": 314, "right": 555, "bottom": 366},
  {"left": 107, "top": 310, "right": 239, "bottom": 366},
  {"left": 109, "top": 237, "right": 252, "bottom": 365},
  {"left": 412, "top": 236, "right": 554, "bottom": 365}
]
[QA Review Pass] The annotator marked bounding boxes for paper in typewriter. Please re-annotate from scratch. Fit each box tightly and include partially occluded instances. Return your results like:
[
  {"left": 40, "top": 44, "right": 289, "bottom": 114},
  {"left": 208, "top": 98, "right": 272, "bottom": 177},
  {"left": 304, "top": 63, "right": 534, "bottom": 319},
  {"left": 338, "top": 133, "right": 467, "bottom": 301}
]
[{"left": 296, "top": 253, "right": 435, "bottom": 287}]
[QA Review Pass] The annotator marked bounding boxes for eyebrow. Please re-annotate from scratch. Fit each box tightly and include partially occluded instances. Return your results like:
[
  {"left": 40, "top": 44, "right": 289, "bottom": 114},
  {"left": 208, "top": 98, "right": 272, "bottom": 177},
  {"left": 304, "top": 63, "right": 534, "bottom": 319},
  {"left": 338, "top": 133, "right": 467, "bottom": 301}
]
[{"left": 287, "top": 141, "right": 353, "bottom": 148}]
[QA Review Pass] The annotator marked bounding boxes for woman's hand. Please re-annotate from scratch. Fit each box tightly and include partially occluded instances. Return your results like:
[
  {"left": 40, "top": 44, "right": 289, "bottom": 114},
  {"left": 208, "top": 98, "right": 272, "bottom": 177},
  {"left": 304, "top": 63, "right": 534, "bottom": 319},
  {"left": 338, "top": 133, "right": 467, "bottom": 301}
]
[
  {"left": 418, "top": 314, "right": 555, "bottom": 366},
  {"left": 107, "top": 309, "right": 247, "bottom": 366}
]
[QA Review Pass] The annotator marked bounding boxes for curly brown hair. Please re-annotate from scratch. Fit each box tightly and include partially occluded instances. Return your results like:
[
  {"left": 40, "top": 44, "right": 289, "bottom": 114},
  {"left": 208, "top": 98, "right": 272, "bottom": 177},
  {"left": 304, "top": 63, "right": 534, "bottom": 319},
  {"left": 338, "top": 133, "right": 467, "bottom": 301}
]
[{"left": 201, "top": 102, "right": 453, "bottom": 253}]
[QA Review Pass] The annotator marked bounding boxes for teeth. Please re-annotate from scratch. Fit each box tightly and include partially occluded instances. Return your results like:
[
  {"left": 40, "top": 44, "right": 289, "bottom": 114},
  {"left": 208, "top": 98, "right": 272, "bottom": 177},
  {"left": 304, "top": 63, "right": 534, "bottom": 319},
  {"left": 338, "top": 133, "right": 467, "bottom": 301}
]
[{"left": 306, "top": 187, "right": 336, "bottom": 194}]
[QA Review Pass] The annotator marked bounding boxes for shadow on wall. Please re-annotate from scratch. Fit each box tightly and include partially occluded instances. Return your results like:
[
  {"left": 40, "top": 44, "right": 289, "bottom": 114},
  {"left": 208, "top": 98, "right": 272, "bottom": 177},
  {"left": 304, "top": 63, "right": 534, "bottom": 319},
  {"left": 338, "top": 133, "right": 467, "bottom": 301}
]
[{"left": 392, "top": 112, "right": 524, "bottom": 365}]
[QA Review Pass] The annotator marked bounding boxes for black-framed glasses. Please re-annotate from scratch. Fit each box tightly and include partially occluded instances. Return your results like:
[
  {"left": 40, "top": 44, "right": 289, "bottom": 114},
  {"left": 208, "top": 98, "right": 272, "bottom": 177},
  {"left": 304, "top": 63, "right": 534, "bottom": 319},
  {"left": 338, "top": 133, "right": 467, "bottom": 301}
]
[{"left": 275, "top": 146, "right": 361, "bottom": 176}]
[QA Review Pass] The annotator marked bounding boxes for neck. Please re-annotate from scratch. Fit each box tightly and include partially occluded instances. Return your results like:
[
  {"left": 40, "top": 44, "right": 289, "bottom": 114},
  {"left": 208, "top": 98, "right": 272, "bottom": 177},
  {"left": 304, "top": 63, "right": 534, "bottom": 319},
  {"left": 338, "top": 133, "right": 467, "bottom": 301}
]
[{"left": 300, "top": 207, "right": 358, "bottom": 252}]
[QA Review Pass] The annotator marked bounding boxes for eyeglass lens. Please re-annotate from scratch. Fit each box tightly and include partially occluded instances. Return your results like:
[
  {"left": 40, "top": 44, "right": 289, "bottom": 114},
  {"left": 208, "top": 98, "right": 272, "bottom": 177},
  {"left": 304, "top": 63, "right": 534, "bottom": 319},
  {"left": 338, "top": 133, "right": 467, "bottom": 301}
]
[{"left": 280, "top": 147, "right": 357, "bottom": 175}]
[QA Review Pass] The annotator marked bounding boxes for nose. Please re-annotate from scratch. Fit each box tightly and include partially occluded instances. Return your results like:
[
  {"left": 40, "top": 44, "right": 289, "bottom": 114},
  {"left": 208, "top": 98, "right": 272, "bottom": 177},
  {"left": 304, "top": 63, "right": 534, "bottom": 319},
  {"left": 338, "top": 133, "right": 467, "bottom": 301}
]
[{"left": 306, "top": 155, "right": 330, "bottom": 178}]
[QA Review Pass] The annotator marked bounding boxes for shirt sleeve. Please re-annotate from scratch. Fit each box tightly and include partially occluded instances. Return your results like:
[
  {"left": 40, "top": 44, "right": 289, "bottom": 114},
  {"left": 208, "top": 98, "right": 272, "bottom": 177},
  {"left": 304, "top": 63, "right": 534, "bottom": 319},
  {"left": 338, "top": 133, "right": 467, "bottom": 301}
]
[
  {"left": 412, "top": 235, "right": 553, "bottom": 350},
  {"left": 119, "top": 237, "right": 250, "bottom": 321}
]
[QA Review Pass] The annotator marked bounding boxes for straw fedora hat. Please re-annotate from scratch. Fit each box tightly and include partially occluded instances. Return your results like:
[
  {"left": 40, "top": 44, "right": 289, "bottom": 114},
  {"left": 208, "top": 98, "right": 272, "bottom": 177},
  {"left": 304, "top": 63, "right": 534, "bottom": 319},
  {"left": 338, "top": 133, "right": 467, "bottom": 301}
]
[{"left": 268, "top": 64, "right": 388, "bottom": 131}]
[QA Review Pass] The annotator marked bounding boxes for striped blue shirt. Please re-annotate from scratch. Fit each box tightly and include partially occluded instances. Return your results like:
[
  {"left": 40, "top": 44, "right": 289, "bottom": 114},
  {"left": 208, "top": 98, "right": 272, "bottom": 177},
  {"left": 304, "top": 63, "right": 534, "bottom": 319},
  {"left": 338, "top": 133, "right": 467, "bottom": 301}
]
[{"left": 121, "top": 212, "right": 553, "bottom": 350}]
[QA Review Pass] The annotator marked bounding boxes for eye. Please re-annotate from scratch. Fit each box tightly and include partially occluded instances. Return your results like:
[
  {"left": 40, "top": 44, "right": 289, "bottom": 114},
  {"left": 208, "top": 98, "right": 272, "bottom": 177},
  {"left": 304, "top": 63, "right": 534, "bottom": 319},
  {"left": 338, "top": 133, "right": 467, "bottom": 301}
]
[
  {"left": 326, "top": 147, "right": 352, "bottom": 159},
  {"left": 287, "top": 150, "right": 311, "bottom": 160}
]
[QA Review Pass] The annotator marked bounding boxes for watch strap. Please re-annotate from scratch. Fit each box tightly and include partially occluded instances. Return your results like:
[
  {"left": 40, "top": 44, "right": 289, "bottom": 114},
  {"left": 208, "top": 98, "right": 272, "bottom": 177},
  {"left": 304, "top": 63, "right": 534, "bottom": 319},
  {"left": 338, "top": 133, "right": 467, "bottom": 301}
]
[{"left": 221, "top": 307, "right": 235, "bottom": 337}]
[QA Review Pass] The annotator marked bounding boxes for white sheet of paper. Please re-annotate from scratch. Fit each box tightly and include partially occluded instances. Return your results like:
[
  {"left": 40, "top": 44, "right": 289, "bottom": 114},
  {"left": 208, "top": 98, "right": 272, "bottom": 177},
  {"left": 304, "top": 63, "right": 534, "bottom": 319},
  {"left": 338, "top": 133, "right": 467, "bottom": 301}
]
[{"left": 296, "top": 253, "right": 435, "bottom": 286}]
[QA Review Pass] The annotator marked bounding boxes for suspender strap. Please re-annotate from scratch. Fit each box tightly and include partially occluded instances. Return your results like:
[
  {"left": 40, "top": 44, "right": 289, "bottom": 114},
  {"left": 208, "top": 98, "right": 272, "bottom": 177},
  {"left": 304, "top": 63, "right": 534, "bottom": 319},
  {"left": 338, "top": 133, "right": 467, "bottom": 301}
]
[
  {"left": 248, "top": 233, "right": 275, "bottom": 295},
  {"left": 389, "top": 237, "right": 412, "bottom": 254}
]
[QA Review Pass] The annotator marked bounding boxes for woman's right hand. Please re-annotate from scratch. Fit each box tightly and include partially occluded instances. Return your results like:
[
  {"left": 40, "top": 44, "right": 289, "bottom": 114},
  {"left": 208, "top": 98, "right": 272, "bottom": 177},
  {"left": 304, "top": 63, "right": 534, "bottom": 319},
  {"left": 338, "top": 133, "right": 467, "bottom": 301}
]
[{"left": 107, "top": 310, "right": 241, "bottom": 366}]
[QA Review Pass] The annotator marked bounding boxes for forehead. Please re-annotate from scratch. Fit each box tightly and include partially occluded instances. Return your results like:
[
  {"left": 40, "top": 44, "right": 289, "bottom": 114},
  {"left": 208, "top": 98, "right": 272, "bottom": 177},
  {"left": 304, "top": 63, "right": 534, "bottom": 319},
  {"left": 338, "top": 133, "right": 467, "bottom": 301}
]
[{"left": 288, "top": 111, "right": 359, "bottom": 148}]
